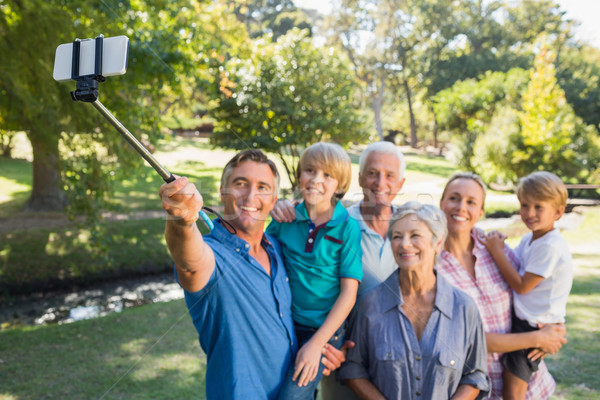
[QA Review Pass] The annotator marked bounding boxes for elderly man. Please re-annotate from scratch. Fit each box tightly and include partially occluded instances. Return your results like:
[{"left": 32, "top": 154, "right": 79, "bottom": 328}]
[
  {"left": 159, "top": 149, "right": 344, "bottom": 400},
  {"left": 270, "top": 141, "right": 406, "bottom": 399}
]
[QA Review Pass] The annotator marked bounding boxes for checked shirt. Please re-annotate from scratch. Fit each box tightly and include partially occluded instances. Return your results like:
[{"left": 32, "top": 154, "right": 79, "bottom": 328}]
[{"left": 437, "top": 228, "right": 556, "bottom": 400}]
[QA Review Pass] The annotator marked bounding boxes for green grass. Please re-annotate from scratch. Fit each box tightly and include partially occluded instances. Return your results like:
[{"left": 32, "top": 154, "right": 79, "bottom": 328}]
[
  {"left": 547, "top": 253, "right": 600, "bottom": 399},
  {"left": 0, "top": 158, "right": 33, "bottom": 218},
  {"left": 108, "top": 161, "right": 221, "bottom": 211},
  {"left": 404, "top": 152, "right": 457, "bottom": 180},
  {"left": 0, "top": 299, "right": 206, "bottom": 399},
  {"left": 0, "top": 219, "right": 175, "bottom": 295}
]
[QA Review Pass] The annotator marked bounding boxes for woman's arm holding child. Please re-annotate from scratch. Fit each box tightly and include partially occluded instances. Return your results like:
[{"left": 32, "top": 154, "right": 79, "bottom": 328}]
[
  {"left": 292, "top": 278, "right": 359, "bottom": 387},
  {"left": 482, "top": 231, "right": 543, "bottom": 294}
]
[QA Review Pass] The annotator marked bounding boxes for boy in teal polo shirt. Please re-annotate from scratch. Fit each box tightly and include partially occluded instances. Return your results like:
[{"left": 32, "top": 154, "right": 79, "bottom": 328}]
[{"left": 267, "top": 142, "right": 363, "bottom": 400}]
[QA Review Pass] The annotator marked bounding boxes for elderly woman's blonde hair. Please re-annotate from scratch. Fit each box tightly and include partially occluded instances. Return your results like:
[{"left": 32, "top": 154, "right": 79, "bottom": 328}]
[
  {"left": 387, "top": 201, "right": 448, "bottom": 248},
  {"left": 441, "top": 171, "right": 487, "bottom": 209},
  {"left": 297, "top": 142, "right": 352, "bottom": 199}
]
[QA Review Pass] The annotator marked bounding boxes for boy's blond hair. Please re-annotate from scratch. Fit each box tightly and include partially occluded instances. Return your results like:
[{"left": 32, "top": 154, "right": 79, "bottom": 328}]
[
  {"left": 516, "top": 171, "right": 568, "bottom": 209},
  {"left": 297, "top": 142, "right": 352, "bottom": 199}
]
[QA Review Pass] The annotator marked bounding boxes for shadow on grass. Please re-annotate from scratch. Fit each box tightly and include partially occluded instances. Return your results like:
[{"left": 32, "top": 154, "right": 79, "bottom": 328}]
[{"left": 0, "top": 300, "right": 207, "bottom": 399}]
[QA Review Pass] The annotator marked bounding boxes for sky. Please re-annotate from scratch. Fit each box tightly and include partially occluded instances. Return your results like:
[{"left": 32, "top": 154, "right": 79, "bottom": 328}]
[{"left": 295, "top": 0, "right": 600, "bottom": 49}]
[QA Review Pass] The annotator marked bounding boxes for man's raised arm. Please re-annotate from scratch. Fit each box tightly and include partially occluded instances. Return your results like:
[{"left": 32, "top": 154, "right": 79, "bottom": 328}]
[{"left": 159, "top": 176, "right": 215, "bottom": 292}]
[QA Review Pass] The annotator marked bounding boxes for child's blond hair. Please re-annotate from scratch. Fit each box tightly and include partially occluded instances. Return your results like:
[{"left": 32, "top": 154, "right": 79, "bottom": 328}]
[
  {"left": 297, "top": 142, "right": 352, "bottom": 199},
  {"left": 516, "top": 171, "right": 568, "bottom": 209}
]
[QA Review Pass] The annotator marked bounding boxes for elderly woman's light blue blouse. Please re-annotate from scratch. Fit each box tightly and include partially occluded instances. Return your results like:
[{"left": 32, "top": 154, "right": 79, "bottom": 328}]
[{"left": 338, "top": 270, "right": 490, "bottom": 399}]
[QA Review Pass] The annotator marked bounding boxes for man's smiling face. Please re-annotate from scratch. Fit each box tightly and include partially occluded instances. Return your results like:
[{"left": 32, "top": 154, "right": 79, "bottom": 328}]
[{"left": 220, "top": 160, "right": 278, "bottom": 233}]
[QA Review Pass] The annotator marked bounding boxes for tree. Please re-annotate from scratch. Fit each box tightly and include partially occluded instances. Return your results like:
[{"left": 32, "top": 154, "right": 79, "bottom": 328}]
[
  {"left": 509, "top": 39, "right": 600, "bottom": 183},
  {"left": 210, "top": 28, "right": 366, "bottom": 188},
  {"left": 0, "top": 0, "right": 241, "bottom": 212},
  {"left": 556, "top": 43, "right": 600, "bottom": 128},
  {"left": 470, "top": 38, "right": 600, "bottom": 185},
  {"left": 230, "top": 0, "right": 312, "bottom": 40},
  {"left": 326, "top": 0, "right": 458, "bottom": 145},
  {"left": 433, "top": 68, "right": 529, "bottom": 170}
]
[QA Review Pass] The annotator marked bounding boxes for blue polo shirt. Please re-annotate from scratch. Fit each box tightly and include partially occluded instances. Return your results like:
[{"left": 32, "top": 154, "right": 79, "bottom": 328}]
[
  {"left": 177, "top": 220, "right": 297, "bottom": 400},
  {"left": 266, "top": 201, "right": 363, "bottom": 328}
]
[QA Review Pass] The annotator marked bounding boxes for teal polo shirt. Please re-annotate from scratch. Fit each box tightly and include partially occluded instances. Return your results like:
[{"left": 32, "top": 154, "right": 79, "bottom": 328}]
[{"left": 266, "top": 201, "right": 363, "bottom": 328}]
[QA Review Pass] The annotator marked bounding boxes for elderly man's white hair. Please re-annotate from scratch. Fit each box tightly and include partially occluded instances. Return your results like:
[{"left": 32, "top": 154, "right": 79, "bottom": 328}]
[{"left": 359, "top": 141, "right": 406, "bottom": 179}]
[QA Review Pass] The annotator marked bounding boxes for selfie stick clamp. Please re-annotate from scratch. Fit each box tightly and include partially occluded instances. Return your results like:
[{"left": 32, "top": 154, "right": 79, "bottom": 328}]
[
  {"left": 68, "top": 34, "right": 214, "bottom": 230},
  {"left": 70, "top": 35, "right": 106, "bottom": 102}
]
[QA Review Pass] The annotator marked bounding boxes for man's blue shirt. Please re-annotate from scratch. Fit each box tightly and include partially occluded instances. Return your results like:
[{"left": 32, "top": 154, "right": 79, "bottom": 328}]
[{"left": 176, "top": 220, "right": 297, "bottom": 400}]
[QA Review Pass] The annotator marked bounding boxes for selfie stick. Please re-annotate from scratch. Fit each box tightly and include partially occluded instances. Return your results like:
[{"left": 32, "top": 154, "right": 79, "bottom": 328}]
[{"left": 68, "top": 35, "right": 214, "bottom": 230}]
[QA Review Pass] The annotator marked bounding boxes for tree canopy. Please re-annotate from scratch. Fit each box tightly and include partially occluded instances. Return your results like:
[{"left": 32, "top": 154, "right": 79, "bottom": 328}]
[
  {"left": 2, "top": 0, "right": 600, "bottom": 214},
  {"left": 210, "top": 28, "right": 366, "bottom": 188}
]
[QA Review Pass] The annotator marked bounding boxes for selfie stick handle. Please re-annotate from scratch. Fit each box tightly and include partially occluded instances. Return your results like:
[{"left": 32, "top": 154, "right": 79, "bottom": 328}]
[{"left": 91, "top": 100, "right": 214, "bottom": 230}]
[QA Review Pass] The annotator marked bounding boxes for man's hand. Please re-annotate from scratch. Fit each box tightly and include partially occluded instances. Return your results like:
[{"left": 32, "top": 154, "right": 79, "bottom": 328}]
[
  {"left": 321, "top": 340, "right": 354, "bottom": 376},
  {"left": 159, "top": 176, "right": 203, "bottom": 227},
  {"left": 270, "top": 199, "right": 297, "bottom": 223}
]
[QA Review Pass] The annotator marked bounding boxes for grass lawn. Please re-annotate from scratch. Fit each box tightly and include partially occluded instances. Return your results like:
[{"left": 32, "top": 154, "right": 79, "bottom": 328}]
[{"left": 0, "top": 299, "right": 206, "bottom": 399}]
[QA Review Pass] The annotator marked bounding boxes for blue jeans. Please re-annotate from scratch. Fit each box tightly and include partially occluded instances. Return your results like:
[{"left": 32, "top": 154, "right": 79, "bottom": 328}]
[{"left": 278, "top": 322, "right": 346, "bottom": 400}]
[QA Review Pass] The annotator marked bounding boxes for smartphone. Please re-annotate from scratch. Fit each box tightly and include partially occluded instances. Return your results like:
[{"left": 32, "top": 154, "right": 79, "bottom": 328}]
[{"left": 53, "top": 35, "right": 129, "bottom": 82}]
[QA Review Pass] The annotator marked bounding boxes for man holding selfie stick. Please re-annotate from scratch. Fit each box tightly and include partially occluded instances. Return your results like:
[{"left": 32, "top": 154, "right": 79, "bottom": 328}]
[
  {"left": 160, "top": 149, "right": 347, "bottom": 400},
  {"left": 55, "top": 35, "right": 346, "bottom": 399}
]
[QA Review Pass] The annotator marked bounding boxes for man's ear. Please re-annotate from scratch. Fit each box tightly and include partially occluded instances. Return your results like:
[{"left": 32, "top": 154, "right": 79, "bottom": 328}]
[
  {"left": 219, "top": 185, "right": 224, "bottom": 203},
  {"left": 358, "top": 172, "right": 365, "bottom": 188},
  {"left": 396, "top": 177, "right": 406, "bottom": 192}
]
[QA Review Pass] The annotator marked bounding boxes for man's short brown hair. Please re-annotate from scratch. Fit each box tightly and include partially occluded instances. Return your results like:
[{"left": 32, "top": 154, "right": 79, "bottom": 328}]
[{"left": 221, "top": 149, "right": 280, "bottom": 195}]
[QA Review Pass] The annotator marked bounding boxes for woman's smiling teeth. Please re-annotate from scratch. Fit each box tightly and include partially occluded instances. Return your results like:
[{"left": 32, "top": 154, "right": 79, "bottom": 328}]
[
  {"left": 400, "top": 252, "right": 417, "bottom": 257},
  {"left": 452, "top": 215, "right": 467, "bottom": 222}
]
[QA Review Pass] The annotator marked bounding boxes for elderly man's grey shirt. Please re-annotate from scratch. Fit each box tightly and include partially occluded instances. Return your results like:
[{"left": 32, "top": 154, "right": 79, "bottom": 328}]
[
  {"left": 347, "top": 202, "right": 398, "bottom": 296},
  {"left": 338, "top": 270, "right": 490, "bottom": 399}
]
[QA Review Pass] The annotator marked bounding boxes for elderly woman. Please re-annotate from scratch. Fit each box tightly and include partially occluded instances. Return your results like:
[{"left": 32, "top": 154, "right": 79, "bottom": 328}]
[
  {"left": 338, "top": 202, "right": 489, "bottom": 399},
  {"left": 436, "top": 172, "right": 566, "bottom": 399}
]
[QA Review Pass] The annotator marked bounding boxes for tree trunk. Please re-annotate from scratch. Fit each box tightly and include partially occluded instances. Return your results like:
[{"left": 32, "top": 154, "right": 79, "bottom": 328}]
[
  {"left": 24, "top": 134, "right": 68, "bottom": 212},
  {"left": 432, "top": 107, "right": 439, "bottom": 149},
  {"left": 403, "top": 79, "right": 417, "bottom": 148},
  {"left": 372, "top": 95, "right": 384, "bottom": 141}
]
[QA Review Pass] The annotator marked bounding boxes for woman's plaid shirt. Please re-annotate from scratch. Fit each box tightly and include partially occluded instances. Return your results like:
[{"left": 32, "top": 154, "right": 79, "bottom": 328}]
[{"left": 437, "top": 228, "right": 555, "bottom": 400}]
